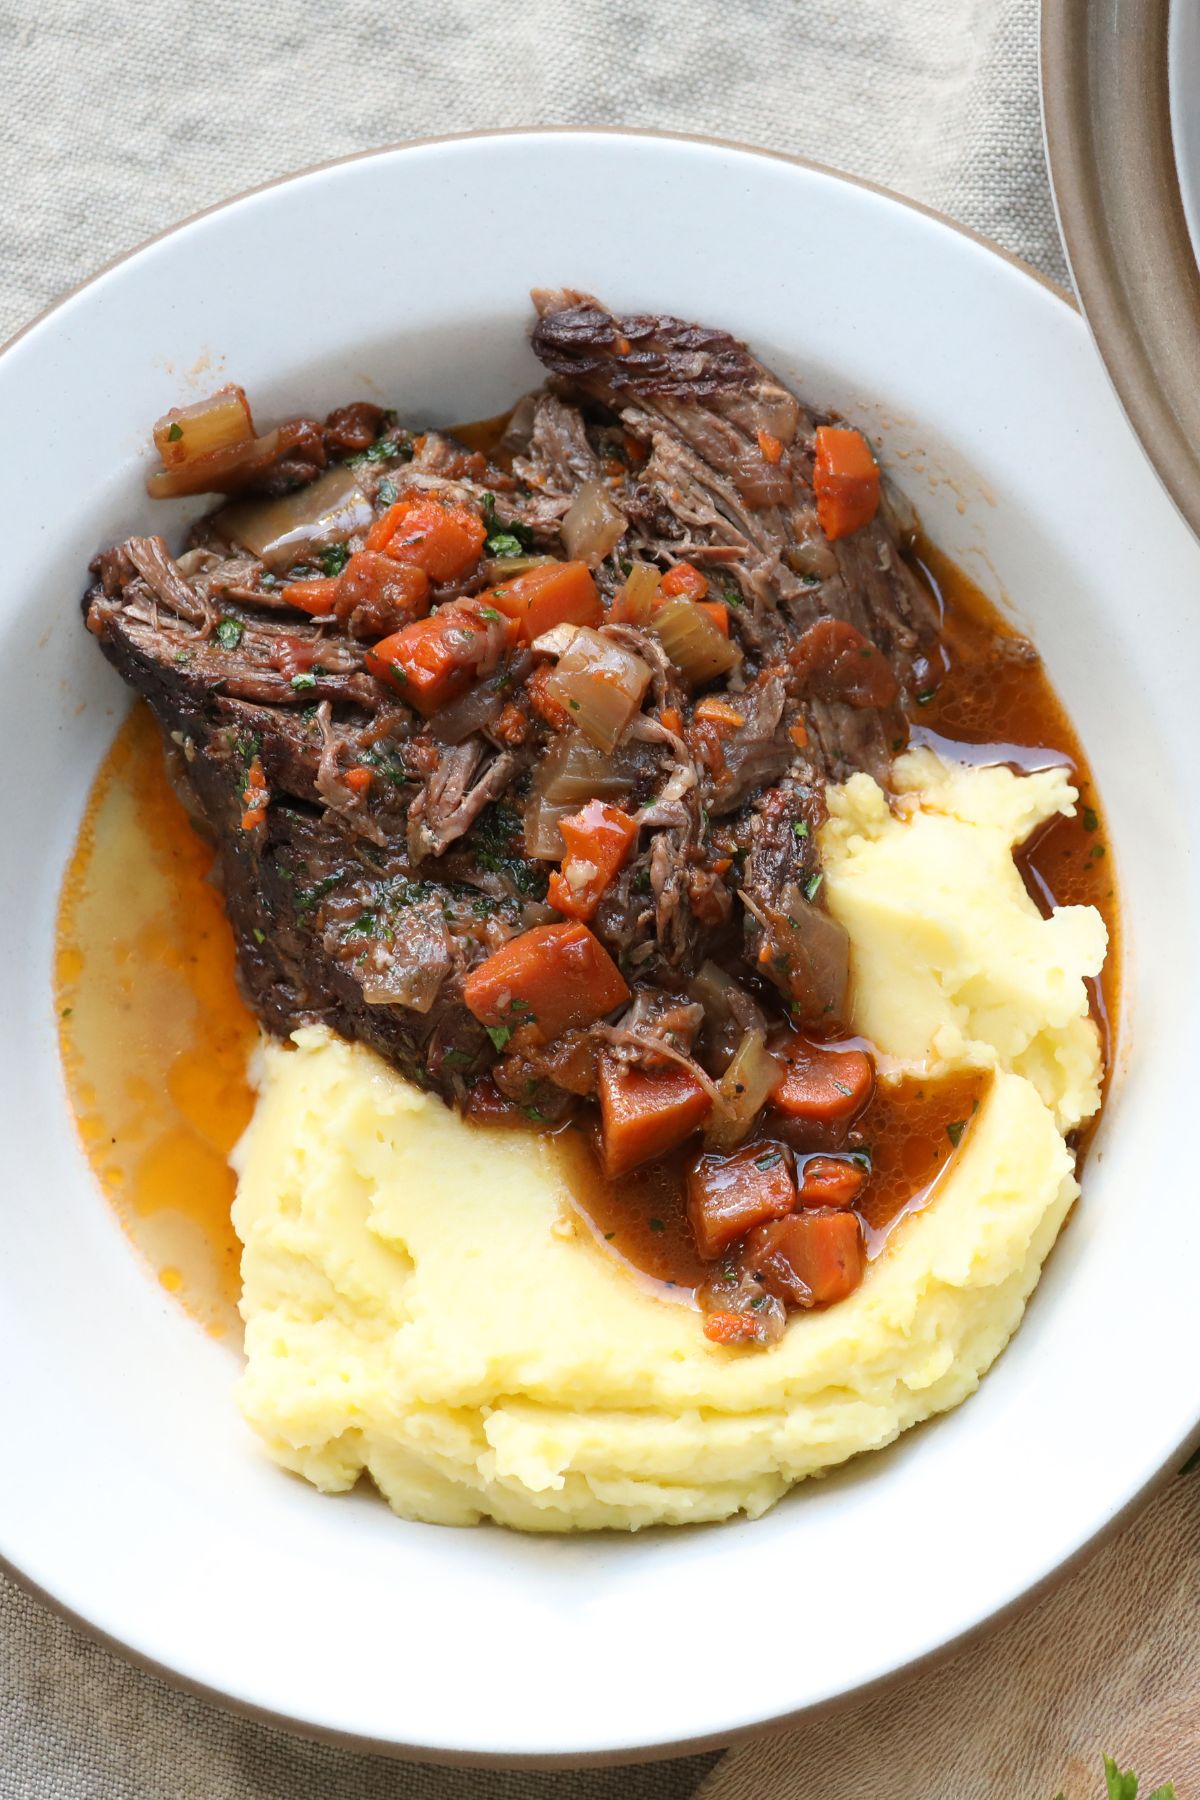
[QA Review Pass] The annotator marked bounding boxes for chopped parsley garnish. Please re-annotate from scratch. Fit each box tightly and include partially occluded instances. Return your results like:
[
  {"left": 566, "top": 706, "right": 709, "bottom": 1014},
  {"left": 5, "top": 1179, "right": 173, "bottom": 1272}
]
[
  {"left": 377, "top": 477, "right": 398, "bottom": 507},
  {"left": 792, "top": 820, "right": 809, "bottom": 840},
  {"left": 166, "top": 421, "right": 183, "bottom": 442},
  {"left": 1083, "top": 806, "right": 1099, "bottom": 832},
  {"left": 946, "top": 1119, "right": 966, "bottom": 1147},
  {"left": 442, "top": 1048, "right": 473, "bottom": 1067},
  {"left": 481, "top": 492, "right": 534, "bottom": 556},
  {"left": 485, "top": 1024, "right": 511, "bottom": 1052},
  {"left": 291, "top": 671, "right": 317, "bottom": 691},
  {"left": 173, "top": 650, "right": 191, "bottom": 664},
  {"left": 723, "top": 586, "right": 744, "bottom": 606},
  {"left": 355, "top": 435, "right": 411, "bottom": 466},
  {"left": 915, "top": 687, "right": 936, "bottom": 706},
  {"left": 804, "top": 871, "right": 823, "bottom": 902},
  {"left": 318, "top": 543, "right": 351, "bottom": 578},
  {"left": 477, "top": 606, "right": 502, "bottom": 623},
  {"left": 754, "top": 1151, "right": 783, "bottom": 1171},
  {"left": 215, "top": 617, "right": 244, "bottom": 651},
  {"left": 252, "top": 927, "right": 266, "bottom": 945}
]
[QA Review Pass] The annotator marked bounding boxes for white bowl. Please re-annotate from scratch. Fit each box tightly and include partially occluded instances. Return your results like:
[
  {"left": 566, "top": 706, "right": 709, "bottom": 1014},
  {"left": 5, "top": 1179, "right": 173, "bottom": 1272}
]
[{"left": 2, "top": 129, "right": 1199, "bottom": 1765}]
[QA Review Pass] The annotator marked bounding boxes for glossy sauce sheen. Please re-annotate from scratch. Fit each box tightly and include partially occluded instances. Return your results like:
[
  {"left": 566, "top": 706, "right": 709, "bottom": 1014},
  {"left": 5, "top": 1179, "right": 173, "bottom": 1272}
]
[
  {"left": 56, "top": 706, "right": 256, "bottom": 1337},
  {"left": 57, "top": 540, "right": 1117, "bottom": 1327}
]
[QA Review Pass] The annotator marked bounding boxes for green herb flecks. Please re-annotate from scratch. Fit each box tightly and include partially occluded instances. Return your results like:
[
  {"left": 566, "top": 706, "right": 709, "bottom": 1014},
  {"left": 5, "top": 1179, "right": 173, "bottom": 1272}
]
[
  {"left": 946, "top": 1119, "right": 966, "bottom": 1148},
  {"left": 804, "top": 871, "right": 823, "bottom": 902},
  {"left": 318, "top": 543, "right": 351, "bottom": 578},
  {"left": 166, "top": 421, "right": 183, "bottom": 442},
  {"left": 215, "top": 617, "right": 244, "bottom": 651},
  {"left": 486, "top": 1024, "right": 511, "bottom": 1052},
  {"left": 291, "top": 671, "right": 318, "bottom": 691},
  {"left": 482, "top": 492, "right": 534, "bottom": 557}
]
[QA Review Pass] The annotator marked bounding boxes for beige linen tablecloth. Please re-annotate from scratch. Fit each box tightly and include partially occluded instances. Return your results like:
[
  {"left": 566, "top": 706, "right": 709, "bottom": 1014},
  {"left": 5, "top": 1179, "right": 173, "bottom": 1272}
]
[{"left": 2, "top": 2, "right": 1173, "bottom": 1796}]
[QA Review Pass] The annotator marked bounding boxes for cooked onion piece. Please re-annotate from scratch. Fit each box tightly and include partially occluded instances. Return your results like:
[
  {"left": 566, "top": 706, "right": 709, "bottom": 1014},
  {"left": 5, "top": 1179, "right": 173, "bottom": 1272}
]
[
  {"left": 546, "top": 629, "right": 651, "bottom": 753},
  {"left": 706, "top": 1029, "right": 783, "bottom": 1150},
  {"left": 561, "top": 478, "right": 626, "bottom": 565},
  {"left": 214, "top": 466, "right": 372, "bottom": 570}
]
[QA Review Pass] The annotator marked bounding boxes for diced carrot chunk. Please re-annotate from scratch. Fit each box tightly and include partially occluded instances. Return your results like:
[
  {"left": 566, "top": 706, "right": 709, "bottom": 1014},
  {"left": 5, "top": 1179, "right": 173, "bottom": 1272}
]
[
  {"left": 598, "top": 1058, "right": 712, "bottom": 1178},
  {"left": 696, "top": 601, "right": 729, "bottom": 636},
  {"left": 748, "top": 1210, "right": 864, "bottom": 1306},
  {"left": 796, "top": 1154, "right": 868, "bottom": 1208},
  {"left": 464, "top": 922, "right": 629, "bottom": 1044},
  {"left": 659, "top": 561, "right": 709, "bottom": 601},
  {"left": 757, "top": 429, "right": 784, "bottom": 465},
  {"left": 687, "top": 1143, "right": 796, "bottom": 1259},
  {"left": 342, "top": 766, "right": 373, "bottom": 796},
  {"left": 812, "top": 426, "right": 881, "bottom": 541},
  {"left": 333, "top": 552, "right": 430, "bottom": 624},
  {"left": 773, "top": 1036, "right": 874, "bottom": 1124},
  {"left": 526, "top": 663, "right": 572, "bottom": 730},
  {"left": 364, "top": 598, "right": 516, "bottom": 716},
  {"left": 547, "top": 800, "right": 638, "bottom": 921},
  {"left": 483, "top": 560, "right": 600, "bottom": 644},
  {"left": 789, "top": 617, "right": 898, "bottom": 708},
  {"left": 282, "top": 575, "right": 341, "bottom": 615},
  {"left": 240, "top": 755, "right": 269, "bottom": 831},
  {"left": 365, "top": 497, "right": 486, "bottom": 582},
  {"left": 693, "top": 696, "right": 745, "bottom": 729},
  {"left": 703, "top": 1312, "right": 763, "bottom": 1345}
]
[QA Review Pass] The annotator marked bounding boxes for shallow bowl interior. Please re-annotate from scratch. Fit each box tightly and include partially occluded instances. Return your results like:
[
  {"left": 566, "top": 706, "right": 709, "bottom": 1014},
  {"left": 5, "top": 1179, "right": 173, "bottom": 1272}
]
[{"left": 2, "top": 131, "right": 1199, "bottom": 1762}]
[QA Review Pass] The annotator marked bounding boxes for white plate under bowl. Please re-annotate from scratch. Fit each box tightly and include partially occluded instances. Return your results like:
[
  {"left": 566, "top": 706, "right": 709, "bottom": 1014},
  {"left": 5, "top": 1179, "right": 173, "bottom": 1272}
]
[{"left": 2, "top": 130, "right": 1198, "bottom": 1765}]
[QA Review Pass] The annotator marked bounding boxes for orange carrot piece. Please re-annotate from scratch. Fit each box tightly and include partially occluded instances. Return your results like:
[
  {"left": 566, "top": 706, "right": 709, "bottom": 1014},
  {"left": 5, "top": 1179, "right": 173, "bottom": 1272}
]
[
  {"left": 547, "top": 800, "right": 639, "bottom": 921},
  {"left": 752, "top": 1211, "right": 864, "bottom": 1305},
  {"left": 659, "top": 705, "right": 684, "bottom": 736},
  {"left": 789, "top": 617, "right": 898, "bottom": 708},
  {"left": 483, "top": 560, "right": 600, "bottom": 644},
  {"left": 703, "top": 1312, "right": 763, "bottom": 1346},
  {"left": 333, "top": 552, "right": 430, "bottom": 622},
  {"left": 364, "top": 599, "right": 516, "bottom": 716},
  {"left": 365, "top": 497, "right": 486, "bottom": 581},
  {"left": 464, "top": 921, "right": 630, "bottom": 1044},
  {"left": 659, "top": 561, "right": 709, "bottom": 601},
  {"left": 773, "top": 1036, "right": 875, "bottom": 1124},
  {"left": 693, "top": 696, "right": 745, "bottom": 729},
  {"left": 788, "top": 720, "right": 809, "bottom": 749},
  {"left": 812, "top": 426, "right": 881, "bottom": 541},
  {"left": 240, "top": 755, "right": 269, "bottom": 831},
  {"left": 697, "top": 601, "right": 729, "bottom": 636},
  {"left": 526, "top": 663, "right": 572, "bottom": 730},
  {"left": 342, "top": 766, "right": 373, "bottom": 796},
  {"left": 757, "top": 429, "right": 784, "bottom": 465},
  {"left": 796, "top": 1154, "right": 868, "bottom": 1209},
  {"left": 597, "top": 1058, "right": 712, "bottom": 1178},
  {"left": 687, "top": 1143, "right": 796, "bottom": 1259},
  {"left": 282, "top": 575, "right": 341, "bottom": 615}
]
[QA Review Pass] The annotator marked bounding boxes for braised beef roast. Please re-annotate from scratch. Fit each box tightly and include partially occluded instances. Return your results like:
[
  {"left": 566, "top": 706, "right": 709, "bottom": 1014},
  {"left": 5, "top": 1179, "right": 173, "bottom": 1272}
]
[{"left": 83, "top": 292, "right": 947, "bottom": 1339}]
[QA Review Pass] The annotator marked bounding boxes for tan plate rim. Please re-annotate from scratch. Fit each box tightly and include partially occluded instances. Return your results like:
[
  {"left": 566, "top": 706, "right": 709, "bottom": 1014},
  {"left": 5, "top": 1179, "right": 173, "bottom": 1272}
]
[{"left": 1042, "top": 0, "right": 1200, "bottom": 541}]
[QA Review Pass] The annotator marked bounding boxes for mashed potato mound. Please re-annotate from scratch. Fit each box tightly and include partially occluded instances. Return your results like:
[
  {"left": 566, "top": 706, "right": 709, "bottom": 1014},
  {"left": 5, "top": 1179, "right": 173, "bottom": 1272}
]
[{"left": 232, "top": 753, "right": 1107, "bottom": 1531}]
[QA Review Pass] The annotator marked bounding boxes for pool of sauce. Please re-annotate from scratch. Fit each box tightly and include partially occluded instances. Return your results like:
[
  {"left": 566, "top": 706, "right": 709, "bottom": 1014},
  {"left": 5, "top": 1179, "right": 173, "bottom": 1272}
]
[
  {"left": 56, "top": 537, "right": 1118, "bottom": 1329},
  {"left": 56, "top": 705, "right": 255, "bottom": 1338}
]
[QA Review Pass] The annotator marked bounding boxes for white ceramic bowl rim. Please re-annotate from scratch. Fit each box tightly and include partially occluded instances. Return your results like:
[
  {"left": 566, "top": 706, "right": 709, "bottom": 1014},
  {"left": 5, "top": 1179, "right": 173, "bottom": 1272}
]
[{"left": 2, "top": 127, "right": 1200, "bottom": 1766}]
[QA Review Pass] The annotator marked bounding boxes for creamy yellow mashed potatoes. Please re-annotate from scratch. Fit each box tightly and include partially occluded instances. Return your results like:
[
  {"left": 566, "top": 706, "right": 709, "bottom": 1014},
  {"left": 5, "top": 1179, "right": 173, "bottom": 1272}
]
[{"left": 232, "top": 750, "right": 1107, "bottom": 1531}]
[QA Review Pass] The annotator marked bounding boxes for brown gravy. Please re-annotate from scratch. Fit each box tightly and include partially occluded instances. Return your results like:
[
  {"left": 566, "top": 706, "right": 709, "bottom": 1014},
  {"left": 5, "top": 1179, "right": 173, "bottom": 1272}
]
[{"left": 57, "top": 539, "right": 1118, "bottom": 1326}]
